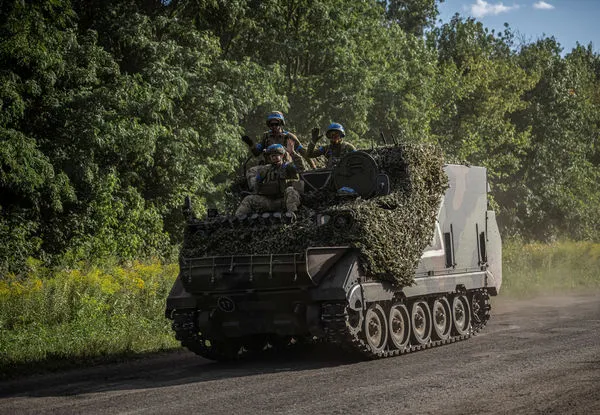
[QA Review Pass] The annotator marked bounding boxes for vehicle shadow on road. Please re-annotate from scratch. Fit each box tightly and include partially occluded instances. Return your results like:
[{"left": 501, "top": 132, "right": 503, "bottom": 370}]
[{"left": 0, "top": 344, "right": 361, "bottom": 398}]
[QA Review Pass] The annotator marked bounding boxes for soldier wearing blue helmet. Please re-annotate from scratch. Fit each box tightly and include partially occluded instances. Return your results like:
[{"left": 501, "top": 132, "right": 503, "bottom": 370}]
[
  {"left": 306, "top": 122, "right": 356, "bottom": 168},
  {"left": 241, "top": 111, "right": 309, "bottom": 167},
  {"left": 241, "top": 111, "right": 313, "bottom": 190},
  {"left": 236, "top": 143, "right": 301, "bottom": 217}
]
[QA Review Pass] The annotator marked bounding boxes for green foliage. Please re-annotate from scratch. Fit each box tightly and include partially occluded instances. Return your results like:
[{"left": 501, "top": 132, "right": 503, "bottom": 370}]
[
  {"left": 430, "top": 18, "right": 536, "bottom": 173},
  {"left": 384, "top": 0, "right": 444, "bottom": 36},
  {"left": 506, "top": 40, "right": 600, "bottom": 240},
  {"left": 0, "top": 0, "right": 284, "bottom": 272},
  {"left": 1, "top": 0, "right": 600, "bottom": 274},
  {"left": 0, "top": 260, "right": 179, "bottom": 374},
  {"left": 502, "top": 239, "right": 600, "bottom": 297},
  {"left": 429, "top": 17, "right": 600, "bottom": 241},
  {"left": 367, "top": 26, "right": 438, "bottom": 144},
  {"left": 177, "top": 0, "right": 405, "bottom": 142}
]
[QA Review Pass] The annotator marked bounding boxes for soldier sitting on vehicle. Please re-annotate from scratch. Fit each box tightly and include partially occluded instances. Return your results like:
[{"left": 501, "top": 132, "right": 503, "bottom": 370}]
[
  {"left": 306, "top": 122, "right": 356, "bottom": 168},
  {"left": 235, "top": 144, "right": 301, "bottom": 217},
  {"left": 241, "top": 111, "right": 311, "bottom": 176}
]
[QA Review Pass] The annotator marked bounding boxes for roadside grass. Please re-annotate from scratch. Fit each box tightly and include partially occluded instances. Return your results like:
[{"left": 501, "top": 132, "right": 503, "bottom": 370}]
[
  {"left": 502, "top": 239, "right": 600, "bottom": 297},
  {"left": 2, "top": 240, "right": 599, "bottom": 377},
  {"left": 0, "top": 260, "right": 179, "bottom": 378}
]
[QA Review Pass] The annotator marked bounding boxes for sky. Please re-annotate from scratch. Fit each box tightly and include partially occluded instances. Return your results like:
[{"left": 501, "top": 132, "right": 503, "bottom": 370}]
[{"left": 437, "top": 0, "right": 599, "bottom": 53}]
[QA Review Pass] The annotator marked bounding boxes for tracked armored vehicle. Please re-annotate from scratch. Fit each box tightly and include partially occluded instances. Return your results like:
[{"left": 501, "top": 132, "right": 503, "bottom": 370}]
[{"left": 166, "top": 144, "right": 502, "bottom": 360}]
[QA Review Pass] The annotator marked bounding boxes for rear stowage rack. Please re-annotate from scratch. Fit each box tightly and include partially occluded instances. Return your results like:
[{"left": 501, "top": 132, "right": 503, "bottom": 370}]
[
  {"left": 179, "top": 247, "right": 352, "bottom": 294},
  {"left": 180, "top": 253, "right": 311, "bottom": 293}
]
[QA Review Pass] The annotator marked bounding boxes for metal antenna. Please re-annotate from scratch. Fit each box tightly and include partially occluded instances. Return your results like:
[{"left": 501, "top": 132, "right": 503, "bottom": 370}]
[
  {"left": 183, "top": 195, "right": 193, "bottom": 220},
  {"left": 379, "top": 131, "right": 388, "bottom": 145}
]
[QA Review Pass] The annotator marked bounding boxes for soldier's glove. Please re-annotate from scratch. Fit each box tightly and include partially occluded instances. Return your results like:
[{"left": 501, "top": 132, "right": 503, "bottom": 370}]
[
  {"left": 284, "top": 163, "right": 299, "bottom": 180},
  {"left": 311, "top": 127, "right": 321, "bottom": 143},
  {"left": 241, "top": 135, "right": 254, "bottom": 148}
]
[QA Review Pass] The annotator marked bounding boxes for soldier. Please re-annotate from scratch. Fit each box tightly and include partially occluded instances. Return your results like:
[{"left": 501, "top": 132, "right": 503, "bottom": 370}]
[
  {"left": 306, "top": 122, "right": 356, "bottom": 168},
  {"left": 235, "top": 144, "right": 301, "bottom": 217},
  {"left": 241, "top": 111, "right": 309, "bottom": 168},
  {"left": 241, "top": 111, "right": 312, "bottom": 191}
]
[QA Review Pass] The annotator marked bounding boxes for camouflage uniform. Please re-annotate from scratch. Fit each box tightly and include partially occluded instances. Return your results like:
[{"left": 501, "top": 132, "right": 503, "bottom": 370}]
[
  {"left": 244, "top": 112, "right": 310, "bottom": 191},
  {"left": 251, "top": 130, "right": 307, "bottom": 167},
  {"left": 236, "top": 162, "right": 301, "bottom": 215},
  {"left": 306, "top": 141, "right": 356, "bottom": 168},
  {"left": 246, "top": 131, "right": 308, "bottom": 191}
]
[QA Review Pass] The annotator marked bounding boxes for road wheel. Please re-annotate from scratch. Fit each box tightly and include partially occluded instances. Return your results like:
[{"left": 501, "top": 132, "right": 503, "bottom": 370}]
[
  {"left": 452, "top": 294, "right": 471, "bottom": 335},
  {"left": 363, "top": 303, "right": 388, "bottom": 353},
  {"left": 411, "top": 300, "right": 432, "bottom": 345},
  {"left": 431, "top": 297, "right": 452, "bottom": 340},
  {"left": 388, "top": 302, "right": 411, "bottom": 350}
]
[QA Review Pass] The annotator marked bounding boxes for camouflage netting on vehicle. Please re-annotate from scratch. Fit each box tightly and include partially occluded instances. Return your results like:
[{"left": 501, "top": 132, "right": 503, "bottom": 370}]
[{"left": 182, "top": 144, "right": 447, "bottom": 287}]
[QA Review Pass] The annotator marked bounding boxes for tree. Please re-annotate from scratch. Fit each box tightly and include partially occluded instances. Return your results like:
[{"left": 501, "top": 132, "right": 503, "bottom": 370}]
[
  {"left": 0, "top": 0, "right": 285, "bottom": 271},
  {"left": 383, "top": 0, "right": 444, "bottom": 36},
  {"left": 429, "top": 17, "right": 536, "bottom": 228},
  {"left": 510, "top": 39, "right": 600, "bottom": 239},
  {"left": 171, "top": 0, "right": 397, "bottom": 142},
  {"left": 366, "top": 24, "right": 438, "bottom": 144}
]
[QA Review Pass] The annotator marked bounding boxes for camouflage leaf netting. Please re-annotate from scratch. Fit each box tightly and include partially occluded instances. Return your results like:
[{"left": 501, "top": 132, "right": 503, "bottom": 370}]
[{"left": 182, "top": 144, "right": 447, "bottom": 287}]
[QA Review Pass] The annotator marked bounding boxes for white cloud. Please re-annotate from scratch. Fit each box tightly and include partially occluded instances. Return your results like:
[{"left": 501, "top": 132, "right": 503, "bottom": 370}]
[
  {"left": 533, "top": 1, "right": 554, "bottom": 10},
  {"left": 469, "top": 0, "right": 519, "bottom": 18}
]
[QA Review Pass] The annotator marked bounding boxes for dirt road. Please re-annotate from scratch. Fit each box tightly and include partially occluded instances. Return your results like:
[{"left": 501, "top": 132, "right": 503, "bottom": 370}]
[{"left": 1, "top": 292, "right": 599, "bottom": 414}]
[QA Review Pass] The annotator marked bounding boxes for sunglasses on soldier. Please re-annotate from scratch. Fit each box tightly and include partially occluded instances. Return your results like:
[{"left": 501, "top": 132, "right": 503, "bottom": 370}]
[{"left": 269, "top": 122, "right": 280, "bottom": 127}]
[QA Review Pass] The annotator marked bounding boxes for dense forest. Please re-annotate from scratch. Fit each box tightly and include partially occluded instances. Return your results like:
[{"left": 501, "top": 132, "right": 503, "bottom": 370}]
[{"left": 1, "top": 0, "right": 599, "bottom": 273}]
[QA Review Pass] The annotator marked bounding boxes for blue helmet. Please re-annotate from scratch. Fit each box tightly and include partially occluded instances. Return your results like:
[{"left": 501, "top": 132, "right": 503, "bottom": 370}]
[
  {"left": 326, "top": 122, "right": 345, "bottom": 138},
  {"left": 266, "top": 111, "right": 285, "bottom": 126},
  {"left": 265, "top": 143, "right": 286, "bottom": 155}
]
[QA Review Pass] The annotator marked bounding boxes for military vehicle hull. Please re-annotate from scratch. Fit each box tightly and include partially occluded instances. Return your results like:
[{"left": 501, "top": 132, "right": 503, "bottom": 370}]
[{"left": 166, "top": 161, "right": 502, "bottom": 360}]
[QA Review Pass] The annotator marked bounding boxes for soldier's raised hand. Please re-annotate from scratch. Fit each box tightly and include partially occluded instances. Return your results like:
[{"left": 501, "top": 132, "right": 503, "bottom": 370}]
[
  {"left": 284, "top": 163, "right": 299, "bottom": 179},
  {"left": 241, "top": 135, "right": 254, "bottom": 148},
  {"left": 311, "top": 127, "right": 321, "bottom": 143}
]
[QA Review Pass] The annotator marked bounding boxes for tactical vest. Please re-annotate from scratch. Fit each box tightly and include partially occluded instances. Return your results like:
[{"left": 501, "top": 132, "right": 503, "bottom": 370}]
[{"left": 256, "top": 165, "right": 285, "bottom": 197}]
